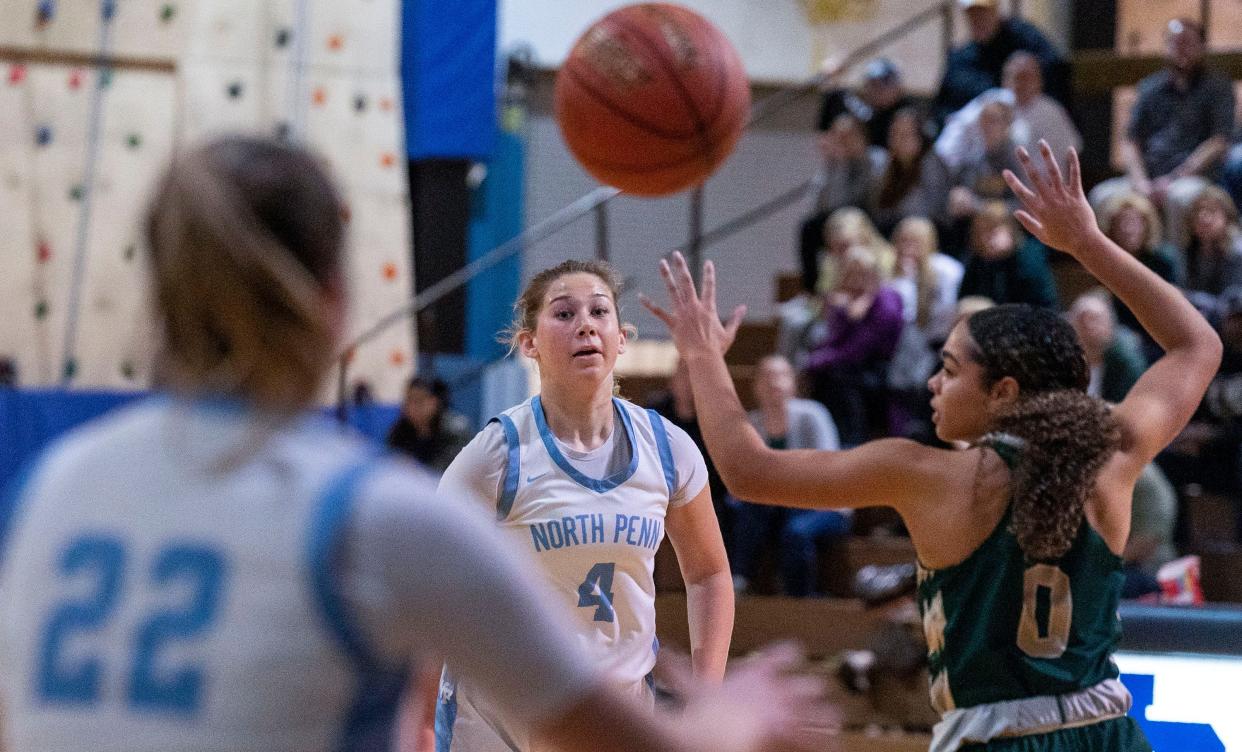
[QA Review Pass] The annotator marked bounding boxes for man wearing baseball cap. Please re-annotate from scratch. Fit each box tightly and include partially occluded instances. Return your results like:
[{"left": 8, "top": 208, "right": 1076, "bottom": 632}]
[{"left": 932, "top": 0, "right": 1068, "bottom": 127}]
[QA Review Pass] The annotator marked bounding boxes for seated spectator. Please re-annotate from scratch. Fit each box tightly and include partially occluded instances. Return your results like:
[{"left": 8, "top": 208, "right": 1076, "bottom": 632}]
[
  {"left": 932, "top": 0, "right": 1069, "bottom": 127},
  {"left": 1179, "top": 185, "right": 1242, "bottom": 322},
  {"left": 817, "top": 206, "right": 895, "bottom": 294},
  {"left": 785, "top": 209, "right": 895, "bottom": 363},
  {"left": 1098, "top": 191, "right": 1182, "bottom": 359},
  {"left": 647, "top": 359, "right": 731, "bottom": 540},
  {"left": 957, "top": 200, "right": 1058, "bottom": 308},
  {"left": 799, "top": 114, "right": 882, "bottom": 293},
  {"left": 871, "top": 107, "right": 951, "bottom": 237},
  {"left": 804, "top": 246, "right": 904, "bottom": 446},
  {"left": 1159, "top": 287, "right": 1242, "bottom": 520},
  {"left": 945, "top": 99, "right": 1022, "bottom": 252},
  {"left": 1067, "top": 291, "right": 1147, "bottom": 404},
  {"left": 890, "top": 216, "right": 964, "bottom": 347},
  {"left": 729, "top": 355, "right": 851, "bottom": 596},
  {"left": 817, "top": 57, "right": 917, "bottom": 149},
  {"left": 937, "top": 51, "right": 1081, "bottom": 176},
  {"left": 385, "top": 376, "right": 473, "bottom": 473},
  {"left": 1122, "top": 463, "right": 1179, "bottom": 599},
  {"left": 1091, "top": 18, "right": 1234, "bottom": 248},
  {"left": 888, "top": 218, "right": 963, "bottom": 441}
]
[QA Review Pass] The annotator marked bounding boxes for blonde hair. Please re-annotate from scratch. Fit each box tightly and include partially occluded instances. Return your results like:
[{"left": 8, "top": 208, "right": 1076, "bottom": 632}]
[
  {"left": 893, "top": 216, "right": 940, "bottom": 328},
  {"left": 819, "top": 207, "right": 894, "bottom": 292},
  {"left": 969, "top": 200, "right": 1020, "bottom": 254},
  {"left": 503, "top": 258, "right": 635, "bottom": 352},
  {"left": 1098, "top": 191, "right": 1162, "bottom": 254},
  {"left": 145, "top": 137, "right": 343, "bottom": 413}
]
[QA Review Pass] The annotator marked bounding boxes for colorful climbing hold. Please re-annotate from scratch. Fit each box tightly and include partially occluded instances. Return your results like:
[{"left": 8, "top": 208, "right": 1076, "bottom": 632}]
[
  {"left": 389, "top": 350, "right": 406, "bottom": 367},
  {"left": 378, "top": 97, "right": 393, "bottom": 112},
  {"left": 34, "top": 300, "right": 49, "bottom": 320},
  {"left": 68, "top": 69, "right": 82, "bottom": 90},
  {"left": 327, "top": 34, "right": 344, "bottom": 52},
  {"left": 69, "top": 184, "right": 84, "bottom": 201},
  {"left": 120, "top": 361, "right": 135, "bottom": 379},
  {"left": 159, "top": 3, "right": 175, "bottom": 22},
  {"left": 36, "top": 0, "right": 56, "bottom": 27},
  {"left": 274, "top": 121, "right": 291, "bottom": 141},
  {"left": 354, "top": 94, "right": 367, "bottom": 113},
  {"left": 382, "top": 262, "right": 398, "bottom": 281},
  {"left": 36, "top": 241, "right": 51, "bottom": 263},
  {"left": 339, "top": 203, "right": 352, "bottom": 224},
  {"left": 126, "top": 132, "right": 142, "bottom": 149},
  {"left": 62, "top": 358, "right": 77, "bottom": 380},
  {"left": 35, "top": 124, "right": 53, "bottom": 147},
  {"left": 101, "top": 0, "right": 116, "bottom": 22},
  {"left": 8, "top": 65, "right": 27, "bottom": 86},
  {"left": 227, "top": 81, "right": 244, "bottom": 99},
  {"left": 123, "top": 244, "right": 136, "bottom": 261},
  {"left": 380, "top": 152, "right": 396, "bottom": 169},
  {"left": 312, "top": 87, "right": 327, "bottom": 106},
  {"left": 98, "top": 68, "right": 113, "bottom": 89},
  {"left": 275, "top": 28, "right": 291, "bottom": 48}
]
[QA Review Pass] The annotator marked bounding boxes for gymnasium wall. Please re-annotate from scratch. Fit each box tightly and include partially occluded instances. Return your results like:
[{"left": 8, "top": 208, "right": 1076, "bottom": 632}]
[
  {"left": 0, "top": 0, "right": 414, "bottom": 402},
  {"left": 499, "top": 0, "right": 1070, "bottom": 91}
]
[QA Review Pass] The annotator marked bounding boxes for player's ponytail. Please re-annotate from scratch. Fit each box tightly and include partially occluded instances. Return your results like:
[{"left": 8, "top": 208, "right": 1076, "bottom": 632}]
[
  {"left": 967, "top": 305, "right": 1121, "bottom": 561},
  {"left": 983, "top": 392, "right": 1120, "bottom": 560},
  {"left": 145, "top": 137, "right": 344, "bottom": 413}
]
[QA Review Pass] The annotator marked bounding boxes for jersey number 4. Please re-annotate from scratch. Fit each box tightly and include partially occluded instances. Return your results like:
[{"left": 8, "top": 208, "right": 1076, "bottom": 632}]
[
  {"left": 577, "top": 562, "right": 616, "bottom": 622},
  {"left": 36, "top": 534, "right": 227, "bottom": 714}
]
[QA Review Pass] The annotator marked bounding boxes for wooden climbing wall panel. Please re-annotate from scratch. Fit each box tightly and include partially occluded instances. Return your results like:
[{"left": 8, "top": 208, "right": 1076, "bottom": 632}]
[{"left": 0, "top": 0, "right": 414, "bottom": 402}]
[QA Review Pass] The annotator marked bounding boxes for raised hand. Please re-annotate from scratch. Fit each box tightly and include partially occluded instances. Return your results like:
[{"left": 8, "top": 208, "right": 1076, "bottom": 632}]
[
  {"left": 1002, "top": 141, "right": 1101, "bottom": 258},
  {"left": 640, "top": 252, "right": 747, "bottom": 359}
]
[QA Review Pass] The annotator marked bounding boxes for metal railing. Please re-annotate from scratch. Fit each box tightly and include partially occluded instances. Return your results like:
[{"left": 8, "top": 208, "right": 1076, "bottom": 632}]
[{"left": 336, "top": 0, "right": 961, "bottom": 417}]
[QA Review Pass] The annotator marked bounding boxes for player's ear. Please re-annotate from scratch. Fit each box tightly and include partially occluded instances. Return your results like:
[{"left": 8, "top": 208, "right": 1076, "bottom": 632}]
[
  {"left": 517, "top": 329, "right": 538, "bottom": 359},
  {"left": 988, "top": 375, "right": 1020, "bottom": 407}
]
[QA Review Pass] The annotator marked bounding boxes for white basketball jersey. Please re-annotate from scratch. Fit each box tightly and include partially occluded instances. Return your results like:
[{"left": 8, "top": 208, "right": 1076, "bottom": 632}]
[
  {"left": 490, "top": 396, "right": 677, "bottom": 684},
  {"left": 0, "top": 399, "right": 404, "bottom": 752}
]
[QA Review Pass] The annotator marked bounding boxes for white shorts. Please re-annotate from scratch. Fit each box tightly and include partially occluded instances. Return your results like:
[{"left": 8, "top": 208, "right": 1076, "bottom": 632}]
[{"left": 435, "top": 668, "right": 654, "bottom": 752}]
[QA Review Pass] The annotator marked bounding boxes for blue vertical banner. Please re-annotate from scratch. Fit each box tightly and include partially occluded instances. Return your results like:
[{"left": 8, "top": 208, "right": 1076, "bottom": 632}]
[
  {"left": 466, "top": 106, "right": 525, "bottom": 361},
  {"left": 402, "top": 0, "right": 498, "bottom": 159}
]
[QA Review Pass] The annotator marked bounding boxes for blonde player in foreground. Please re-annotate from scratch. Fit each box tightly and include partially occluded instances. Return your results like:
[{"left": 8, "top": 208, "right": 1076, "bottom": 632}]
[
  {"left": 0, "top": 136, "right": 826, "bottom": 752},
  {"left": 643, "top": 142, "right": 1220, "bottom": 751}
]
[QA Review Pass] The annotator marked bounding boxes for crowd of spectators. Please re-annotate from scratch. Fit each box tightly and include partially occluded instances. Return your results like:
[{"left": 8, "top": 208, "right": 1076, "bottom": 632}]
[{"left": 762, "top": 2, "right": 1242, "bottom": 597}]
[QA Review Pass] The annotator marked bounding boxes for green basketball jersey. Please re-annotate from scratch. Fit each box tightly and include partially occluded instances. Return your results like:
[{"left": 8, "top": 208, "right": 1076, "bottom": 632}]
[{"left": 916, "top": 476, "right": 1125, "bottom": 712}]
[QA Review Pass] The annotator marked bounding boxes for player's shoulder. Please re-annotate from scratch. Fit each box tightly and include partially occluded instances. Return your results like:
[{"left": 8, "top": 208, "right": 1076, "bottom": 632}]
[{"left": 17, "top": 397, "right": 170, "bottom": 492}]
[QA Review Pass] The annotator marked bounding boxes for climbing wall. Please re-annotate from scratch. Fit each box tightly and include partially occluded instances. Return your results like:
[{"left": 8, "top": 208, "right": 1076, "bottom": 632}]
[{"left": 0, "top": 0, "right": 414, "bottom": 402}]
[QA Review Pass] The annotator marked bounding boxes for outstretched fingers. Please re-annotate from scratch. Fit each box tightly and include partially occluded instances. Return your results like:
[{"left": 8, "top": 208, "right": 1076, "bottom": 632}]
[
  {"left": 1066, "top": 146, "right": 1084, "bottom": 196},
  {"left": 1003, "top": 168, "right": 1040, "bottom": 210},
  {"left": 1037, "top": 139, "right": 1066, "bottom": 192},
  {"left": 638, "top": 292, "right": 673, "bottom": 328}
]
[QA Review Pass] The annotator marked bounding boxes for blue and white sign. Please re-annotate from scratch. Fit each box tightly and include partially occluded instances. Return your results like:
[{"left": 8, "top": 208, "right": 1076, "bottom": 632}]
[{"left": 1116, "top": 652, "right": 1239, "bottom": 751}]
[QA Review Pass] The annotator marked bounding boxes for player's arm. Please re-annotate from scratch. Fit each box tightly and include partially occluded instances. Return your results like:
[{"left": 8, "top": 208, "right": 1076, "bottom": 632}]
[
  {"left": 1004, "top": 143, "right": 1222, "bottom": 469},
  {"left": 347, "top": 472, "right": 828, "bottom": 752},
  {"left": 642, "top": 259, "right": 947, "bottom": 516},
  {"left": 664, "top": 482, "right": 733, "bottom": 682}
]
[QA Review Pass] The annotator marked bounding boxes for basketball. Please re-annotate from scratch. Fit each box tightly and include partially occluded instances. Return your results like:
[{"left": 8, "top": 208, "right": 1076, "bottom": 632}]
[{"left": 553, "top": 3, "right": 751, "bottom": 197}]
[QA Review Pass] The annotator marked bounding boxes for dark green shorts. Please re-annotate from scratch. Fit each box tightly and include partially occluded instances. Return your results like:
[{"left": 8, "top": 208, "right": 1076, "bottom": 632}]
[{"left": 959, "top": 716, "right": 1152, "bottom": 751}]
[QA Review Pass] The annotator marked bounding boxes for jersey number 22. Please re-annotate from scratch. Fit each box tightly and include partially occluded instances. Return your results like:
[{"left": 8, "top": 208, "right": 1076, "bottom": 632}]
[{"left": 36, "top": 534, "right": 227, "bottom": 715}]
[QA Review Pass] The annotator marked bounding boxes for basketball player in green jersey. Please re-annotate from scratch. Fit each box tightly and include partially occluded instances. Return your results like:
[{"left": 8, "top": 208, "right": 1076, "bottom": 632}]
[{"left": 643, "top": 141, "right": 1221, "bottom": 751}]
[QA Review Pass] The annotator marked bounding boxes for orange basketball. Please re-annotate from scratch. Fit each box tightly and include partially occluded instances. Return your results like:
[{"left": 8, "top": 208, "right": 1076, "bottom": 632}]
[{"left": 553, "top": 3, "right": 751, "bottom": 197}]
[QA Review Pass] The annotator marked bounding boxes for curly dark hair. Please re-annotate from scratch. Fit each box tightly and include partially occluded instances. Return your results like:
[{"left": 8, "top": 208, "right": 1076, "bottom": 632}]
[{"left": 966, "top": 305, "right": 1122, "bottom": 561}]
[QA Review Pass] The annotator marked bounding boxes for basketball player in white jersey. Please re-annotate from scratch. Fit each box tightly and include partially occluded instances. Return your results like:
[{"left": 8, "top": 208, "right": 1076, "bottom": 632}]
[
  {"left": 0, "top": 137, "right": 826, "bottom": 752},
  {"left": 431, "top": 259, "right": 734, "bottom": 752}
]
